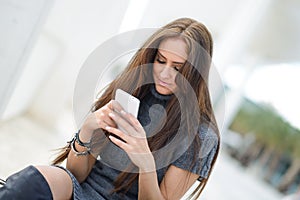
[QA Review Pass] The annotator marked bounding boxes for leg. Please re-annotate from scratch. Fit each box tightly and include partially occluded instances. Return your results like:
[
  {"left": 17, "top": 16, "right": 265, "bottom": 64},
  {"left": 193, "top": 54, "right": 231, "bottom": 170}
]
[
  {"left": 35, "top": 165, "right": 73, "bottom": 200},
  {"left": 0, "top": 165, "right": 73, "bottom": 200}
]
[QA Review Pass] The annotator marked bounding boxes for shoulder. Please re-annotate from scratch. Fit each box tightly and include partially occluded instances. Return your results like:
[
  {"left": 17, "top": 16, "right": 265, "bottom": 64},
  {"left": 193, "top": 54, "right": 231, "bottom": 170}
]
[
  {"left": 196, "top": 122, "right": 219, "bottom": 158},
  {"left": 171, "top": 122, "right": 220, "bottom": 179},
  {"left": 197, "top": 122, "right": 219, "bottom": 142}
]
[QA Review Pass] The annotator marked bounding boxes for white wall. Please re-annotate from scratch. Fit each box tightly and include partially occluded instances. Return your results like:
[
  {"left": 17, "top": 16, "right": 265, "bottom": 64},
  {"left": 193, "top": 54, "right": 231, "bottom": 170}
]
[
  {"left": 0, "top": 0, "right": 53, "bottom": 119},
  {"left": 2, "top": 0, "right": 299, "bottom": 132},
  {"left": 2, "top": 0, "right": 130, "bottom": 128}
]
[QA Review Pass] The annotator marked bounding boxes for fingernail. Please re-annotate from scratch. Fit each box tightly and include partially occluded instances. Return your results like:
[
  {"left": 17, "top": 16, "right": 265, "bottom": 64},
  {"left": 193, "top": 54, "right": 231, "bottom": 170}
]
[
  {"left": 109, "top": 113, "right": 115, "bottom": 117},
  {"left": 121, "top": 110, "right": 126, "bottom": 115}
]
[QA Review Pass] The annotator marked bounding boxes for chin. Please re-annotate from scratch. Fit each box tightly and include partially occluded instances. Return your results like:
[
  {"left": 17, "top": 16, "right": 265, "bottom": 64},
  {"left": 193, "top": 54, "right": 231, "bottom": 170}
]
[{"left": 155, "top": 85, "right": 173, "bottom": 95}]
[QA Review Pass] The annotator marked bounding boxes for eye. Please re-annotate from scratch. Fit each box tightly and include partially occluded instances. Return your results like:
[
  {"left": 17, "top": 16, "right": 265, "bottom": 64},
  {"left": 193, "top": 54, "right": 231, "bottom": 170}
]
[
  {"left": 156, "top": 58, "right": 165, "bottom": 64},
  {"left": 174, "top": 66, "right": 180, "bottom": 71}
]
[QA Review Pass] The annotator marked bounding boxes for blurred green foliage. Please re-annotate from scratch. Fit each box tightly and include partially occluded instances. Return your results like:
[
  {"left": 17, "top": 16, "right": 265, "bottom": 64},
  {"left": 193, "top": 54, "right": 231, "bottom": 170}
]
[{"left": 230, "top": 98, "right": 300, "bottom": 157}]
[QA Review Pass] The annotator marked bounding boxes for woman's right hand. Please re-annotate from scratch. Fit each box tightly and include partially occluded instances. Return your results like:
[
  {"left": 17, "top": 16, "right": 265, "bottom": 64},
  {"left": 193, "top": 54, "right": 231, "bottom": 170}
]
[{"left": 79, "top": 100, "right": 119, "bottom": 143}]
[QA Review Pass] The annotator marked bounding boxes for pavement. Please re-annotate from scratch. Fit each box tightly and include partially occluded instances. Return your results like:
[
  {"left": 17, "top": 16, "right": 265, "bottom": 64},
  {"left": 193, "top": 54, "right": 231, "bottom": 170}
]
[{"left": 201, "top": 151, "right": 284, "bottom": 200}]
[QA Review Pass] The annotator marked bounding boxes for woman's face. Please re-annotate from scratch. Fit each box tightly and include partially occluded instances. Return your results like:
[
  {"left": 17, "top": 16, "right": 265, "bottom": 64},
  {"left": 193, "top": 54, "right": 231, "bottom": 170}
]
[{"left": 152, "top": 37, "right": 188, "bottom": 95}]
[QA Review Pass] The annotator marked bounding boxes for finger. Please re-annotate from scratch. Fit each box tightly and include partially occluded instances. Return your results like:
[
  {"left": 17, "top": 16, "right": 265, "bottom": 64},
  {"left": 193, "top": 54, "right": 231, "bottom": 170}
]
[
  {"left": 111, "top": 100, "right": 125, "bottom": 114},
  {"left": 94, "top": 112, "right": 116, "bottom": 128},
  {"left": 106, "top": 100, "right": 115, "bottom": 110},
  {"left": 105, "top": 126, "right": 129, "bottom": 144},
  {"left": 120, "top": 112, "right": 145, "bottom": 137},
  {"left": 109, "top": 112, "right": 136, "bottom": 135},
  {"left": 98, "top": 118, "right": 114, "bottom": 129},
  {"left": 108, "top": 135, "right": 130, "bottom": 151}
]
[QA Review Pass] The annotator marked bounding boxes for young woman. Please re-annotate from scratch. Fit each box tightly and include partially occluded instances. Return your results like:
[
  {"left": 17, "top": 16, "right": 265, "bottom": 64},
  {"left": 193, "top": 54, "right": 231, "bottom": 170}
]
[{"left": 0, "top": 17, "right": 220, "bottom": 200}]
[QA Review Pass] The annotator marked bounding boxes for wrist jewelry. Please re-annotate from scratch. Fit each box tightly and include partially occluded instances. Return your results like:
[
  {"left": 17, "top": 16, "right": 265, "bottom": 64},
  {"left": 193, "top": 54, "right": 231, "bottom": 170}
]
[
  {"left": 67, "top": 130, "right": 91, "bottom": 156},
  {"left": 71, "top": 138, "right": 91, "bottom": 156},
  {"left": 75, "top": 130, "right": 91, "bottom": 148}
]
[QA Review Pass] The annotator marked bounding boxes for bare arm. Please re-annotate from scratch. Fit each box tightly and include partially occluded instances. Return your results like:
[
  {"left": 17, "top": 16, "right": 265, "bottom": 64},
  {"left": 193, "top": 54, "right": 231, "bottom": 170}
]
[
  {"left": 66, "top": 100, "right": 118, "bottom": 183},
  {"left": 66, "top": 127, "right": 97, "bottom": 183},
  {"left": 137, "top": 165, "right": 199, "bottom": 200},
  {"left": 138, "top": 170, "right": 165, "bottom": 200},
  {"left": 160, "top": 165, "right": 199, "bottom": 199}
]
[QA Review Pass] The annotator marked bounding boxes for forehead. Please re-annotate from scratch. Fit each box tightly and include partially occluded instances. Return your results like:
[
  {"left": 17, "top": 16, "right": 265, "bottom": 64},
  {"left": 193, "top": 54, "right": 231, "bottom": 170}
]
[{"left": 158, "top": 37, "right": 188, "bottom": 62}]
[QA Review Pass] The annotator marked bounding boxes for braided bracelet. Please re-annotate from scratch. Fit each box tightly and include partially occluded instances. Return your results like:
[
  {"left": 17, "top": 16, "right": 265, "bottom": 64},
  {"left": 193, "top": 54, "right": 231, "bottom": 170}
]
[
  {"left": 71, "top": 138, "right": 90, "bottom": 156},
  {"left": 75, "top": 130, "right": 91, "bottom": 148}
]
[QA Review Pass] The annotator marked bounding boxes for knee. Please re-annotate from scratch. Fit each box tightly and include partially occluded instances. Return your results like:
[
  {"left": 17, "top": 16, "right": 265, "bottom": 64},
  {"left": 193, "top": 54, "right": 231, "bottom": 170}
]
[{"left": 35, "top": 165, "right": 73, "bottom": 200}]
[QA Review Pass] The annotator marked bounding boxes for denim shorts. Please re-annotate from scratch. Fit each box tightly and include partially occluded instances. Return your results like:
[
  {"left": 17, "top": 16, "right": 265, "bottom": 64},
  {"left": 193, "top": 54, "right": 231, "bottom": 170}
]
[{"left": 54, "top": 165, "right": 83, "bottom": 200}]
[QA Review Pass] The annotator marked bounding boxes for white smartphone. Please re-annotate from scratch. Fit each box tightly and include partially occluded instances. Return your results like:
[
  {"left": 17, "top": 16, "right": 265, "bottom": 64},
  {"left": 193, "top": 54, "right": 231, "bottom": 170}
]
[
  {"left": 115, "top": 89, "right": 140, "bottom": 118},
  {"left": 114, "top": 89, "right": 140, "bottom": 134}
]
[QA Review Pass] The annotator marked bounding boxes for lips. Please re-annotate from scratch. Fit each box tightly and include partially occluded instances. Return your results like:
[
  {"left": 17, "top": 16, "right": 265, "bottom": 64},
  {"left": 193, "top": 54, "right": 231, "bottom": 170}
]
[{"left": 158, "top": 79, "right": 170, "bottom": 87}]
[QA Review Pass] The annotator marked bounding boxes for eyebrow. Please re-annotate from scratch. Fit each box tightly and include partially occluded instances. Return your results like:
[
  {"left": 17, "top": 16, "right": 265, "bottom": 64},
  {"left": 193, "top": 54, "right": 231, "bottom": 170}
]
[{"left": 157, "top": 51, "right": 185, "bottom": 65}]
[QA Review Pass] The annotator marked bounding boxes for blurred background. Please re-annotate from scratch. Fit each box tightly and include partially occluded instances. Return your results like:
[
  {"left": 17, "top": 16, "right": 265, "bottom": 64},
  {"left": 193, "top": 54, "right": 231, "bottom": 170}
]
[{"left": 1, "top": 0, "right": 300, "bottom": 199}]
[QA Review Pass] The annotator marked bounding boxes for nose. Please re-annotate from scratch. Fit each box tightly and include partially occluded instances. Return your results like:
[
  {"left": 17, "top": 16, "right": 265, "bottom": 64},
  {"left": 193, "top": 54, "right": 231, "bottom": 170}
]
[{"left": 160, "top": 64, "right": 173, "bottom": 79}]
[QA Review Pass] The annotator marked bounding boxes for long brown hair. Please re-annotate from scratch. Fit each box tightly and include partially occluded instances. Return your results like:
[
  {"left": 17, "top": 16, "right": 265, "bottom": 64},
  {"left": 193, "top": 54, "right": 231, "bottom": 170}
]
[{"left": 53, "top": 17, "right": 220, "bottom": 198}]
